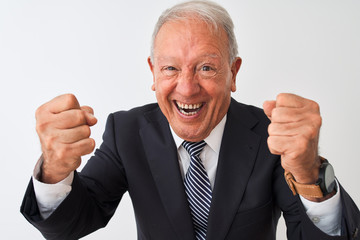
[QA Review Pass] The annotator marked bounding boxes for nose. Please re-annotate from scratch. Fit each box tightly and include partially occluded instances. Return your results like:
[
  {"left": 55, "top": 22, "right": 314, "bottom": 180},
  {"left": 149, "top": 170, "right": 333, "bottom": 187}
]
[{"left": 176, "top": 69, "right": 201, "bottom": 97}]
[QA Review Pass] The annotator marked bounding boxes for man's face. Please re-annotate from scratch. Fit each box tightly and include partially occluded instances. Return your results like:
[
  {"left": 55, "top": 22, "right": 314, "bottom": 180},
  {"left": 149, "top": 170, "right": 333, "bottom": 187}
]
[{"left": 148, "top": 19, "right": 241, "bottom": 142}]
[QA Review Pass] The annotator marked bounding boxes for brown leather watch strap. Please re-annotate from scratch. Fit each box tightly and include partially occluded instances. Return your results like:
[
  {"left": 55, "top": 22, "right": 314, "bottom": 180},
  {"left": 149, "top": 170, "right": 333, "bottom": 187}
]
[{"left": 284, "top": 171, "right": 324, "bottom": 198}]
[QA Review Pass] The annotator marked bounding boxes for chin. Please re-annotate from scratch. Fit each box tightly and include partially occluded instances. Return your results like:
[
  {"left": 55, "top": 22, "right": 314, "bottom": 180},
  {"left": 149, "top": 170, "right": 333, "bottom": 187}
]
[{"left": 177, "top": 127, "right": 210, "bottom": 142}]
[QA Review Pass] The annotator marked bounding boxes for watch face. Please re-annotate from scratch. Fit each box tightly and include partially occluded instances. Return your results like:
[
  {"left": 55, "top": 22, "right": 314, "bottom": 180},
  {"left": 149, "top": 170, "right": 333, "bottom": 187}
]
[{"left": 324, "top": 163, "right": 335, "bottom": 192}]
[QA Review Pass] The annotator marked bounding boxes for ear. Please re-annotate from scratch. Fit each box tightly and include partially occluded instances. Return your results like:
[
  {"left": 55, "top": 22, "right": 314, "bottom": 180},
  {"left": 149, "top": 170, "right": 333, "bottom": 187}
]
[
  {"left": 230, "top": 57, "right": 242, "bottom": 92},
  {"left": 147, "top": 57, "right": 156, "bottom": 91}
]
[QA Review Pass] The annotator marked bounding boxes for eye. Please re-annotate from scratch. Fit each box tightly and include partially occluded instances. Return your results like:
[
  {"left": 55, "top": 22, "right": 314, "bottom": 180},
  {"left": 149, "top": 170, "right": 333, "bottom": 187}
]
[
  {"left": 165, "top": 66, "right": 176, "bottom": 71},
  {"left": 161, "top": 66, "right": 178, "bottom": 77},
  {"left": 198, "top": 64, "right": 217, "bottom": 78},
  {"left": 201, "top": 66, "right": 212, "bottom": 71}
]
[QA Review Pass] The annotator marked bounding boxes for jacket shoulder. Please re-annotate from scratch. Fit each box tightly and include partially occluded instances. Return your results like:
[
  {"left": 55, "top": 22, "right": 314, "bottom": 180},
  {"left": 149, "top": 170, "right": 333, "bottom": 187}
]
[
  {"left": 229, "top": 98, "right": 270, "bottom": 132},
  {"left": 111, "top": 102, "right": 163, "bottom": 125}
]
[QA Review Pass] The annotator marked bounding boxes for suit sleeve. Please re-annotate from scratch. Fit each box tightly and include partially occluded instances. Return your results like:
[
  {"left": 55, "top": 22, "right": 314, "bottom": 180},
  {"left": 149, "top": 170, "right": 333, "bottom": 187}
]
[
  {"left": 20, "top": 113, "right": 128, "bottom": 240},
  {"left": 272, "top": 154, "right": 360, "bottom": 240}
]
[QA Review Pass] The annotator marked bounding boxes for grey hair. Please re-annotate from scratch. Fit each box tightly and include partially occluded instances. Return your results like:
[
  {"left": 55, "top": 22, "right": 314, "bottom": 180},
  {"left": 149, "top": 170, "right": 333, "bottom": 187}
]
[{"left": 150, "top": 0, "right": 238, "bottom": 63}]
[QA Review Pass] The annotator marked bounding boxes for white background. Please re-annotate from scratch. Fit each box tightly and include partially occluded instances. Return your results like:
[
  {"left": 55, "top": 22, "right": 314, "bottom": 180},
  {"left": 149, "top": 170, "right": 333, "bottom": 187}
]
[{"left": 1, "top": 0, "right": 359, "bottom": 239}]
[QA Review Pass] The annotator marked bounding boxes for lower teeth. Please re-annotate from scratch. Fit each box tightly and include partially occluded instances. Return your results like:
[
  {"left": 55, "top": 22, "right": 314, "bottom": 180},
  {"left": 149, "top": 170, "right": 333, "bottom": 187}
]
[{"left": 180, "top": 108, "right": 198, "bottom": 116}]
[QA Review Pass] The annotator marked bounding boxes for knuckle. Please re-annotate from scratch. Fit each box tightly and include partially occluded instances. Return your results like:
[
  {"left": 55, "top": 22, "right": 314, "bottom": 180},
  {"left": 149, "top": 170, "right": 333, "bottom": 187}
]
[
  {"left": 271, "top": 108, "right": 280, "bottom": 121},
  {"left": 305, "top": 116, "right": 321, "bottom": 138},
  {"left": 75, "top": 109, "right": 86, "bottom": 124},
  {"left": 83, "top": 125, "right": 91, "bottom": 138},
  {"left": 90, "top": 138, "right": 96, "bottom": 149},
  {"left": 268, "top": 123, "right": 275, "bottom": 135},
  {"left": 267, "top": 136, "right": 274, "bottom": 147},
  {"left": 308, "top": 125, "right": 319, "bottom": 139},
  {"left": 304, "top": 125, "right": 315, "bottom": 138},
  {"left": 36, "top": 121, "right": 48, "bottom": 134},
  {"left": 80, "top": 110, "right": 87, "bottom": 122},
  {"left": 85, "top": 138, "right": 96, "bottom": 153},
  {"left": 35, "top": 105, "right": 44, "bottom": 119},
  {"left": 267, "top": 137, "right": 278, "bottom": 155},
  {"left": 276, "top": 93, "right": 286, "bottom": 104},
  {"left": 63, "top": 93, "right": 78, "bottom": 108},
  {"left": 35, "top": 104, "right": 50, "bottom": 121},
  {"left": 55, "top": 146, "right": 69, "bottom": 160},
  {"left": 314, "top": 115, "right": 322, "bottom": 127},
  {"left": 310, "top": 100, "right": 320, "bottom": 112},
  {"left": 42, "top": 135, "right": 56, "bottom": 150},
  {"left": 75, "top": 138, "right": 95, "bottom": 157},
  {"left": 81, "top": 105, "right": 93, "bottom": 115}
]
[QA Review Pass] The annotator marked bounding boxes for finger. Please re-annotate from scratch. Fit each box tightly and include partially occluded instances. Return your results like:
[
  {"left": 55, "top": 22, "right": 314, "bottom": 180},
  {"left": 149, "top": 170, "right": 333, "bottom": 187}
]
[
  {"left": 69, "top": 138, "right": 96, "bottom": 157},
  {"left": 54, "top": 109, "right": 88, "bottom": 129},
  {"left": 80, "top": 106, "right": 97, "bottom": 126},
  {"left": 46, "top": 94, "right": 81, "bottom": 114},
  {"left": 263, "top": 100, "right": 276, "bottom": 120},
  {"left": 57, "top": 138, "right": 96, "bottom": 159},
  {"left": 267, "top": 135, "right": 290, "bottom": 155},
  {"left": 268, "top": 122, "right": 301, "bottom": 136},
  {"left": 268, "top": 135, "right": 310, "bottom": 158},
  {"left": 276, "top": 93, "right": 305, "bottom": 108},
  {"left": 55, "top": 125, "right": 91, "bottom": 144},
  {"left": 85, "top": 111, "right": 97, "bottom": 126},
  {"left": 271, "top": 107, "right": 305, "bottom": 123},
  {"left": 81, "top": 105, "right": 94, "bottom": 115}
]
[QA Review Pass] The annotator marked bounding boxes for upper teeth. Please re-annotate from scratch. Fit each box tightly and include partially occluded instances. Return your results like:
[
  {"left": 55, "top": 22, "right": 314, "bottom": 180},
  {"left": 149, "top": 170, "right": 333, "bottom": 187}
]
[{"left": 176, "top": 101, "right": 202, "bottom": 109}]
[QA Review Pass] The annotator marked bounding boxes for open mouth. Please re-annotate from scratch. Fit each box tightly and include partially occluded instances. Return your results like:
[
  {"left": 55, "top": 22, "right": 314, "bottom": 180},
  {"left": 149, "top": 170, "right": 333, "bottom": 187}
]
[{"left": 175, "top": 101, "right": 204, "bottom": 116}]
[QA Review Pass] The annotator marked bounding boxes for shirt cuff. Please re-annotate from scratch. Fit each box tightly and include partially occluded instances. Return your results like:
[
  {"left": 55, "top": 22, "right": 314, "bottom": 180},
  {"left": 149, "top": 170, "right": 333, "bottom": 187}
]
[
  {"left": 32, "top": 156, "right": 74, "bottom": 219},
  {"left": 300, "top": 180, "right": 342, "bottom": 236}
]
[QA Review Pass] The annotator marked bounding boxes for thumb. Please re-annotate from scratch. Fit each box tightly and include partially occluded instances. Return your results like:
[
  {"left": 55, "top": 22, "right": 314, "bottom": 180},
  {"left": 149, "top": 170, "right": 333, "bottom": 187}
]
[
  {"left": 81, "top": 106, "right": 97, "bottom": 126},
  {"left": 81, "top": 105, "right": 94, "bottom": 115},
  {"left": 263, "top": 100, "right": 276, "bottom": 120}
]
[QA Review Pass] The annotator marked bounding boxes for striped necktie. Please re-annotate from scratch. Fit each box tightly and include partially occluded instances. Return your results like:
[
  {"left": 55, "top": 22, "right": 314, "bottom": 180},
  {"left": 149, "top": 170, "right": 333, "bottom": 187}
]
[{"left": 182, "top": 140, "right": 212, "bottom": 240}]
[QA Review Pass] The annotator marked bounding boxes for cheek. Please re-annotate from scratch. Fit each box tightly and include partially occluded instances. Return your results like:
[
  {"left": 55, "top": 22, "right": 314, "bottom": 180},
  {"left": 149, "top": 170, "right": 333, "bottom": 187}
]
[
  {"left": 207, "top": 74, "right": 232, "bottom": 98},
  {"left": 154, "top": 78, "right": 174, "bottom": 104},
  {"left": 205, "top": 75, "right": 233, "bottom": 116}
]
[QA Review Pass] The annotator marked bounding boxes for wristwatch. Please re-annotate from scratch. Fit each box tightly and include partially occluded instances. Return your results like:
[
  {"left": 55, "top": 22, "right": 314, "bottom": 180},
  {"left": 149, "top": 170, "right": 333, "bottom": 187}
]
[{"left": 284, "top": 157, "right": 336, "bottom": 198}]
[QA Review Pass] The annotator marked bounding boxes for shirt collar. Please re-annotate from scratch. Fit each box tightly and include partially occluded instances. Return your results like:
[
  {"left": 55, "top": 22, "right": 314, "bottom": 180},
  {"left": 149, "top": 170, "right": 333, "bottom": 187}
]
[{"left": 170, "top": 115, "right": 227, "bottom": 154}]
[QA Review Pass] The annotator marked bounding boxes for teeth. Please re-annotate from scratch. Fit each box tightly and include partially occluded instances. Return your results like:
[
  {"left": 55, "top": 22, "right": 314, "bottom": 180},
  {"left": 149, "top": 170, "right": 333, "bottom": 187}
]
[
  {"left": 176, "top": 101, "right": 202, "bottom": 110},
  {"left": 180, "top": 108, "right": 198, "bottom": 116},
  {"left": 176, "top": 101, "right": 202, "bottom": 109},
  {"left": 176, "top": 101, "right": 203, "bottom": 116}
]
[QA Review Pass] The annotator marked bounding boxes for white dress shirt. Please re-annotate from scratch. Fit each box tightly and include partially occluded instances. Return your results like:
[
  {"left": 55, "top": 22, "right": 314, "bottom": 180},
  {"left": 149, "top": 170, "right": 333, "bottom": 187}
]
[{"left": 33, "top": 114, "right": 342, "bottom": 235}]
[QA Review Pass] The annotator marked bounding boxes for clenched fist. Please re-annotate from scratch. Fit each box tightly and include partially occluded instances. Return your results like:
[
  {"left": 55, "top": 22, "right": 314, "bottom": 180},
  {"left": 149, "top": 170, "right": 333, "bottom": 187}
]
[
  {"left": 263, "top": 93, "right": 322, "bottom": 185},
  {"left": 35, "top": 94, "right": 97, "bottom": 184}
]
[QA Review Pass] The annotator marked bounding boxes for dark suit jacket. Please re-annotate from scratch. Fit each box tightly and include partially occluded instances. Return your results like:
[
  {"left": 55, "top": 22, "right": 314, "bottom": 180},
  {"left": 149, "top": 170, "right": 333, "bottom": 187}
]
[{"left": 21, "top": 99, "right": 360, "bottom": 239}]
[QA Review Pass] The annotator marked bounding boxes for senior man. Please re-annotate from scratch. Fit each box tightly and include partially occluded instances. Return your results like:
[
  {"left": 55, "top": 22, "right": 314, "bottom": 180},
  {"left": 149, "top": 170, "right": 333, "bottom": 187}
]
[{"left": 21, "top": 1, "right": 359, "bottom": 239}]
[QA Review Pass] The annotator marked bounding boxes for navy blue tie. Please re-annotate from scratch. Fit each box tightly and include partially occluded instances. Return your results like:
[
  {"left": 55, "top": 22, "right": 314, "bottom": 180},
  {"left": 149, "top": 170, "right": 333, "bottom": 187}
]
[{"left": 182, "top": 140, "right": 212, "bottom": 240}]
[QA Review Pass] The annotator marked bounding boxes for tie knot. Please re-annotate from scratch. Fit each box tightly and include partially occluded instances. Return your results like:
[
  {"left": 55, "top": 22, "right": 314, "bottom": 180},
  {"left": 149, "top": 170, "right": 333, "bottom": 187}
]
[{"left": 182, "top": 140, "right": 206, "bottom": 157}]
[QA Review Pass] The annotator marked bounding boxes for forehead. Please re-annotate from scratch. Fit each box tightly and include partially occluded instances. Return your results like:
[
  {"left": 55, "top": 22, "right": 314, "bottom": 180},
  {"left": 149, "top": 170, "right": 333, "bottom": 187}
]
[{"left": 153, "top": 18, "right": 229, "bottom": 60}]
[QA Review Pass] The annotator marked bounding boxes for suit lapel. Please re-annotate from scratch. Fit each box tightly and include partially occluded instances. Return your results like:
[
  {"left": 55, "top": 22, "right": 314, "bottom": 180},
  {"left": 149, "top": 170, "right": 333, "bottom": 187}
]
[
  {"left": 139, "top": 108, "right": 195, "bottom": 240},
  {"left": 207, "top": 100, "right": 261, "bottom": 240},
  {"left": 139, "top": 100, "right": 263, "bottom": 240}
]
